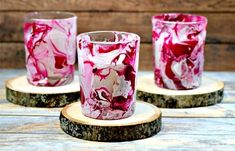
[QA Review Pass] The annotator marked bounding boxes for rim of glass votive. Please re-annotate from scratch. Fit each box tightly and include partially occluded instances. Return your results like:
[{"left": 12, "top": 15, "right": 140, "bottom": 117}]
[
  {"left": 24, "top": 11, "right": 77, "bottom": 22},
  {"left": 152, "top": 13, "right": 207, "bottom": 25},
  {"left": 77, "top": 31, "right": 140, "bottom": 45}
]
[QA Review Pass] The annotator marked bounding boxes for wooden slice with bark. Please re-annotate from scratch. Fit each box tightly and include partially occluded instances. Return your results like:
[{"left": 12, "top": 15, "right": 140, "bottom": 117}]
[
  {"left": 137, "top": 74, "right": 224, "bottom": 108},
  {"left": 6, "top": 75, "right": 80, "bottom": 107},
  {"left": 60, "top": 101, "right": 161, "bottom": 141}
]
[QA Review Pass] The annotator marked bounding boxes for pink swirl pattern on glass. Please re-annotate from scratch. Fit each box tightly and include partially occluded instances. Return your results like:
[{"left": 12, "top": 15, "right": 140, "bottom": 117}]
[
  {"left": 24, "top": 12, "right": 77, "bottom": 86},
  {"left": 152, "top": 13, "right": 207, "bottom": 90},
  {"left": 77, "top": 31, "right": 140, "bottom": 120}
]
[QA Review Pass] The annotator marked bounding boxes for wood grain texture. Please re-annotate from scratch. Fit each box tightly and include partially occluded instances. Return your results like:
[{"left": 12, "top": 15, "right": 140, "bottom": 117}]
[
  {"left": 5, "top": 88, "right": 235, "bottom": 106},
  {"left": 5, "top": 75, "right": 80, "bottom": 107},
  {"left": 1, "top": 43, "right": 235, "bottom": 71},
  {"left": 1, "top": 0, "right": 235, "bottom": 12},
  {"left": 0, "top": 70, "right": 235, "bottom": 150},
  {"left": 0, "top": 133, "right": 234, "bottom": 150},
  {"left": 0, "top": 71, "right": 235, "bottom": 103},
  {"left": 0, "top": 12, "right": 235, "bottom": 43},
  {"left": 0, "top": 71, "right": 233, "bottom": 118},
  {"left": 0, "top": 0, "right": 235, "bottom": 147},
  {"left": 137, "top": 75, "right": 224, "bottom": 108},
  {"left": 1, "top": 99, "right": 235, "bottom": 118},
  {"left": 0, "top": 43, "right": 24, "bottom": 68},
  {"left": 1, "top": 116, "right": 235, "bottom": 135},
  {"left": 60, "top": 102, "right": 161, "bottom": 141}
]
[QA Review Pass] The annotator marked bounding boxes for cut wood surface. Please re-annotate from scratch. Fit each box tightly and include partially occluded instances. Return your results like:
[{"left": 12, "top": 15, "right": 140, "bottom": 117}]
[
  {"left": 0, "top": 12, "right": 235, "bottom": 43},
  {"left": 0, "top": 70, "right": 235, "bottom": 149},
  {"left": 1, "top": 43, "right": 235, "bottom": 71},
  {"left": 0, "top": 70, "right": 235, "bottom": 118},
  {"left": 1, "top": 0, "right": 235, "bottom": 12},
  {"left": 137, "top": 74, "right": 224, "bottom": 108},
  {"left": 1, "top": 99, "right": 235, "bottom": 118},
  {"left": 5, "top": 75, "right": 80, "bottom": 107},
  {"left": 138, "top": 75, "right": 224, "bottom": 95},
  {"left": 6, "top": 76, "right": 80, "bottom": 94},
  {"left": 60, "top": 101, "right": 161, "bottom": 141}
]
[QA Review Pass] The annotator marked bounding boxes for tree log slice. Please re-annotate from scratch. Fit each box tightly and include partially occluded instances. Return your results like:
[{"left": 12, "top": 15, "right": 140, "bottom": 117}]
[
  {"left": 5, "top": 75, "right": 80, "bottom": 107},
  {"left": 60, "top": 101, "right": 161, "bottom": 141},
  {"left": 137, "top": 74, "right": 224, "bottom": 108}
]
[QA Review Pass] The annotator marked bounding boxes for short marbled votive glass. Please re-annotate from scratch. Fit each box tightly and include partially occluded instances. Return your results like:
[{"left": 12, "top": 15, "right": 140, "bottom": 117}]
[
  {"left": 152, "top": 13, "right": 207, "bottom": 90},
  {"left": 24, "top": 12, "right": 77, "bottom": 86},
  {"left": 77, "top": 31, "right": 140, "bottom": 120}
]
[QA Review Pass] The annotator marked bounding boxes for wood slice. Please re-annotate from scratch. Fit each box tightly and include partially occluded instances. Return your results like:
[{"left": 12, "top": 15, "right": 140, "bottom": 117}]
[
  {"left": 60, "top": 101, "right": 161, "bottom": 141},
  {"left": 5, "top": 75, "right": 80, "bottom": 107},
  {"left": 137, "top": 74, "right": 224, "bottom": 108}
]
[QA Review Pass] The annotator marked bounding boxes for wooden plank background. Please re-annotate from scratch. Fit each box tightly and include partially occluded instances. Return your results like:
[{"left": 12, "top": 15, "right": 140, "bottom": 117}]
[{"left": 0, "top": 0, "right": 235, "bottom": 71}]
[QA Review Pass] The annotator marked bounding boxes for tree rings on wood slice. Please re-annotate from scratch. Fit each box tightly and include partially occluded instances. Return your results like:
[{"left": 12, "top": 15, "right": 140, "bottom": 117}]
[
  {"left": 60, "top": 101, "right": 161, "bottom": 141},
  {"left": 137, "top": 74, "right": 224, "bottom": 108},
  {"left": 5, "top": 75, "right": 80, "bottom": 107}
]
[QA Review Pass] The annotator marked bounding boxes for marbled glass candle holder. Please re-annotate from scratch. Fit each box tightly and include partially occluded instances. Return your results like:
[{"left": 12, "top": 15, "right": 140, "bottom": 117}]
[
  {"left": 77, "top": 31, "right": 140, "bottom": 120},
  {"left": 152, "top": 13, "right": 207, "bottom": 90},
  {"left": 24, "top": 12, "right": 77, "bottom": 86}
]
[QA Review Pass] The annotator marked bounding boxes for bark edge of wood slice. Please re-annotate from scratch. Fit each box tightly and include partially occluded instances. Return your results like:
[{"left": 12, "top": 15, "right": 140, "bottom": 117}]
[
  {"left": 5, "top": 75, "right": 80, "bottom": 107},
  {"left": 137, "top": 74, "right": 224, "bottom": 108},
  {"left": 60, "top": 101, "right": 162, "bottom": 142}
]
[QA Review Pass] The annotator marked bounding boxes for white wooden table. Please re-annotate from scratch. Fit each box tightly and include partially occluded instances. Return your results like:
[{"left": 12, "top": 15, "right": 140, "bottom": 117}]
[{"left": 0, "top": 70, "right": 235, "bottom": 150}]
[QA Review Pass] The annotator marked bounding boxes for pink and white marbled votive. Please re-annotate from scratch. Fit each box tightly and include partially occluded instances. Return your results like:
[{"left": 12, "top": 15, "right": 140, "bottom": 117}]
[
  {"left": 152, "top": 13, "right": 207, "bottom": 90},
  {"left": 24, "top": 12, "right": 77, "bottom": 86},
  {"left": 77, "top": 31, "right": 140, "bottom": 120}
]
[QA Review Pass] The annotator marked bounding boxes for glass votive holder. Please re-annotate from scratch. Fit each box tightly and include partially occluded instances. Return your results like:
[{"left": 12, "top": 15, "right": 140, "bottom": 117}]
[
  {"left": 24, "top": 11, "right": 77, "bottom": 86},
  {"left": 77, "top": 31, "right": 140, "bottom": 120},
  {"left": 152, "top": 13, "right": 207, "bottom": 90}
]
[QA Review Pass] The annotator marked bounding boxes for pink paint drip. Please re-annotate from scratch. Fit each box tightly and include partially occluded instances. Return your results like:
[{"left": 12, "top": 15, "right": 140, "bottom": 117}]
[
  {"left": 152, "top": 13, "right": 207, "bottom": 90},
  {"left": 24, "top": 15, "right": 77, "bottom": 86},
  {"left": 77, "top": 32, "right": 140, "bottom": 120}
]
